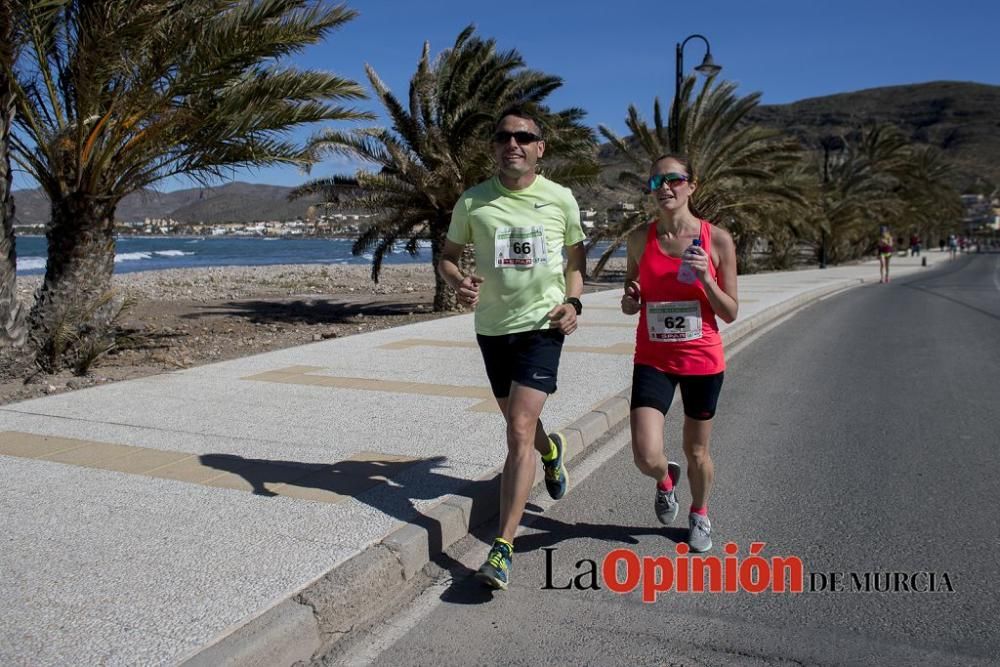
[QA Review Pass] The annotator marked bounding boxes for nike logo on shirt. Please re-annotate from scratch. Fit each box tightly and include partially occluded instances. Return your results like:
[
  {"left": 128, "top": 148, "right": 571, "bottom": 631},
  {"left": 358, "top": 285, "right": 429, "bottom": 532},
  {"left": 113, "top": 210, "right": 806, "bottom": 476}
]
[{"left": 534, "top": 202, "right": 552, "bottom": 208}]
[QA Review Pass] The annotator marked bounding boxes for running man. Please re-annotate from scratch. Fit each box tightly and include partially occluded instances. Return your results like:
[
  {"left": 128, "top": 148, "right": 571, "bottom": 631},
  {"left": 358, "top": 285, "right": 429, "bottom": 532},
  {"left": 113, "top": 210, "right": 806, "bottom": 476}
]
[{"left": 438, "top": 106, "right": 586, "bottom": 590}]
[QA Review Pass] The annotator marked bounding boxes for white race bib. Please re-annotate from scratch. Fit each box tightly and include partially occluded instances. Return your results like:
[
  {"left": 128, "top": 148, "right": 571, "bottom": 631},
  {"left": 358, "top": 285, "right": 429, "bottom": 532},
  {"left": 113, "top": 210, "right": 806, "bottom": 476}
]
[
  {"left": 646, "top": 301, "right": 702, "bottom": 342},
  {"left": 495, "top": 226, "right": 548, "bottom": 268}
]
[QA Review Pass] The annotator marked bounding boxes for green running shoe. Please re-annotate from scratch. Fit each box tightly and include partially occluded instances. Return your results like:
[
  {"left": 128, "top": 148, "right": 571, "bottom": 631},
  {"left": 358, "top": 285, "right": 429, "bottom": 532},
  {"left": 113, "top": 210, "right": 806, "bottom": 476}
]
[
  {"left": 543, "top": 432, "right": 569, "bottom": 500},
  {"left": 476, "top": 539, "right": 513, "bottom": 590}
]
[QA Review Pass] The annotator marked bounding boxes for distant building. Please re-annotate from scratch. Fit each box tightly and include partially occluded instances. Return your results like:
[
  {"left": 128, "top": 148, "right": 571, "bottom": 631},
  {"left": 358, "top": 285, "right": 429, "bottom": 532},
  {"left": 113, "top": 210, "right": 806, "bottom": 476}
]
[
  {"left": 960, "top": 194, "right": 992, "bottom": 233},
  {"left": 606, "top": 201, "right": 640, "bottom": 225}
]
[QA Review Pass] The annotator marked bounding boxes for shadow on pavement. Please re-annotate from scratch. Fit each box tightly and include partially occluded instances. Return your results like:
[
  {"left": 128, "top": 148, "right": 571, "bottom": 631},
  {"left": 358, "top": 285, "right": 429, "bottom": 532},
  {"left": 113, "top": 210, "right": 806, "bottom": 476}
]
[
  {"left": 436, "top": 510, "right": 688, "bottom": 606},
  {"left": 516, "top": 513, "right": 686, "bottom": 553},
  {"left": 199, "top": 452, "right": 499, "bottom": 597},
  {"left": 198, "top": 453, "right": 682, "bottom": 606},
  {"left": 185, "top": 298, "right": 426, "bottom": 325}
]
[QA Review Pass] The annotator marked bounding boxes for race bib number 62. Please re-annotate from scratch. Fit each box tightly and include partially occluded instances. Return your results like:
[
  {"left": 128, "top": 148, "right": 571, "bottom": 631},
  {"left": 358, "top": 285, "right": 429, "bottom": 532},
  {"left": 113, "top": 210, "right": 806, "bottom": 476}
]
[{"left": 646, "top": 301, "right": 702, "bottom": 342}]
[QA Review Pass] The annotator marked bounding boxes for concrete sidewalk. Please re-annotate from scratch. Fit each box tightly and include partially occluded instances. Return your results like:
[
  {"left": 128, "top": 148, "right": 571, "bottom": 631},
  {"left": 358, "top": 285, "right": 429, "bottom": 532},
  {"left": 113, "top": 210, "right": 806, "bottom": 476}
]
[{"left": 0, "top": 251, "right": 950, "bottom": 666}]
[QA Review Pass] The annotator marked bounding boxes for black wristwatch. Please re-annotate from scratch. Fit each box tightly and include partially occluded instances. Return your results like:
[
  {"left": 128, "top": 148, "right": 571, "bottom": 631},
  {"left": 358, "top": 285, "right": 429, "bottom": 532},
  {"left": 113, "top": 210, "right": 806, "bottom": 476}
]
[{"left": 563, "top": 296, "right": 582, "bottom": 315}]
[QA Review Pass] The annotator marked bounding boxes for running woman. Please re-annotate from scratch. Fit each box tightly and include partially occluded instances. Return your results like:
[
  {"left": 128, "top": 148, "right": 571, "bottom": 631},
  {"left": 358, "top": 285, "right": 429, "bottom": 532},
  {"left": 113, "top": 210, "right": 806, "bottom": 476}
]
[
  {"left": 620, "top": 154, "right": 738, "bottom": 552},
  {"left": 878, "top": 226, "right": 894, "bottom": 283},
  {"left": 439, "top": 106, "right": 586, "bottom": 589}
]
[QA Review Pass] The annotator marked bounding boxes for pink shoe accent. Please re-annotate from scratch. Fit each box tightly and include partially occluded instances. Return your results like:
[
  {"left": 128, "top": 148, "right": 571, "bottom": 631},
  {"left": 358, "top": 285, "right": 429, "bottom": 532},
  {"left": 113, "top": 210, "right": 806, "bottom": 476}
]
[{"left": 658, "top": 461, "right": 681, "bottom": 492}]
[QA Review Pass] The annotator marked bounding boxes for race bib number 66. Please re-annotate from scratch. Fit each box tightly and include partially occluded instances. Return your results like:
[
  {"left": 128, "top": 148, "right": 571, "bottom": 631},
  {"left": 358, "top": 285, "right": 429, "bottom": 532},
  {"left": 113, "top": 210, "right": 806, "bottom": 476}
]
[
  {"left": 495, "top": 226, "right": 548, "bottom": 268},
  {"left": 646, "top": 301, "right": 702, "bottom": 342}
]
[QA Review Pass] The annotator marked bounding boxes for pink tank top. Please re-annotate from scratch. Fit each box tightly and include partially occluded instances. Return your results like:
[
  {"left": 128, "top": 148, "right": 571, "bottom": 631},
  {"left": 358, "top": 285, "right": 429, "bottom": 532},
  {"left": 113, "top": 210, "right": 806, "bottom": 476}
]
[{"left": 634, "top": 220, "right": 725, "bottom": 375}]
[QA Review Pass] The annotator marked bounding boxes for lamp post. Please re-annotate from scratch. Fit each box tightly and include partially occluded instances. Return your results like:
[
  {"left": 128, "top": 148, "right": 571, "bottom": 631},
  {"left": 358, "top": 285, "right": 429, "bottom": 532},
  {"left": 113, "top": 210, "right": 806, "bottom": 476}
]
[{"left": 672, "top": 34, "right": 721, "bottom": 150}]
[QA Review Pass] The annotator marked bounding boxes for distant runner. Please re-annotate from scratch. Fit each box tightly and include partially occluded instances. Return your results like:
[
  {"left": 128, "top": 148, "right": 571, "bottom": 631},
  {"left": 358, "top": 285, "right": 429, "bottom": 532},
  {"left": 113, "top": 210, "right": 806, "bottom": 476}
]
[{"left": 878, "top": 226, "right": 894, "bottom": 283}]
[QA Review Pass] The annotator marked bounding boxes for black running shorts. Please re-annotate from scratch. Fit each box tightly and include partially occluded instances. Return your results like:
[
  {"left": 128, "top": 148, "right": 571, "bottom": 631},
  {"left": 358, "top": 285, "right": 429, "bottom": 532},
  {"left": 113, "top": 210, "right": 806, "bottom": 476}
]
[
  {"left": 476, "top": 329, "right": 565, "bottom": 398},
  {"left": 630, "top": 363, "right": 724, "bottom": 420}
]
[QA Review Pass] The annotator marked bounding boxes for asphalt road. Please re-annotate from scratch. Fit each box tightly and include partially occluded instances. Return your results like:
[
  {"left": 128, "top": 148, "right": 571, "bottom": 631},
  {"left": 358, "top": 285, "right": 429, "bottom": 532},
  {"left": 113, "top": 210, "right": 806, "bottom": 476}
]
[{"left": 322, "top": 254, "right": 1000, "bottom": 667}]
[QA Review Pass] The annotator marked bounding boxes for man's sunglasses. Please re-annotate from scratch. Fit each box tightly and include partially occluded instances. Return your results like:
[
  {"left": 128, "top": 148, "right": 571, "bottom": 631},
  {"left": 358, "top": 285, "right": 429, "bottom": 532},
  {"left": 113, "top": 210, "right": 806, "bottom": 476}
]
[
  {"left": 647, "top": 172, "right": 690, "bottom": 191},
  {"left": 493, "top": 130, "right": 542, "bottom": 145}
]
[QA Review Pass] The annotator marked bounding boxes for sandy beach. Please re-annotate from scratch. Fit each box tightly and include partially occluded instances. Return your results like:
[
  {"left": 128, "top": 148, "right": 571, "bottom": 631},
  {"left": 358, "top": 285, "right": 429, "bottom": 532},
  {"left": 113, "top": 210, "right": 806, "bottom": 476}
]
[{"left": 3, "top": 259, "right": 625, "bottom": 406}]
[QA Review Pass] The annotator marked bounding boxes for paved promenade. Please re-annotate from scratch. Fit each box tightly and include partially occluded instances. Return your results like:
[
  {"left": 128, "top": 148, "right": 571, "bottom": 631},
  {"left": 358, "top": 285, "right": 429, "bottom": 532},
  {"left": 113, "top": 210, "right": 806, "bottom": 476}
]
[{"left": 0, "top": 252, "right": 947, "bottom": 666}]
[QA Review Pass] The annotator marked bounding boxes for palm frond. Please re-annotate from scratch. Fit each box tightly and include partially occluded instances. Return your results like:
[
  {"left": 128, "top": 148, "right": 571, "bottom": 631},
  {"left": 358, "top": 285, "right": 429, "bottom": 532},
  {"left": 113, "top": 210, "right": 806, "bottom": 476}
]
[{"left": 306, "top": 25, "right": 597, "bottom": 293}]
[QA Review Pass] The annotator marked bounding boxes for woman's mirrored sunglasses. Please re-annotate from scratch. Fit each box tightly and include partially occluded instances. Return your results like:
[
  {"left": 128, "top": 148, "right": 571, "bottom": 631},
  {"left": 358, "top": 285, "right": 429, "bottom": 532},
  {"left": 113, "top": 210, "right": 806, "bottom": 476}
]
[
  {"left": 647, "top": 172, "right": 690, "bottom": 190},
  {"left": 493, "top": 130, "right": 542, "bottom": 145}
]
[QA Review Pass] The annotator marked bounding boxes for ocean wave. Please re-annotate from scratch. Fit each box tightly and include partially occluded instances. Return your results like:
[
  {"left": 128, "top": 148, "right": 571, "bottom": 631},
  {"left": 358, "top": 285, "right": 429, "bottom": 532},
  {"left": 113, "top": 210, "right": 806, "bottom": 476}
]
[
  {"left": 115, "top": 252, "right": 152, "bottom": 263},
  {"left": 17, "top": 256, "right": 47, "bottom": 271},
  {"left": 388, "top": 241, "right": 431, "bottom": 253},
  {"left": 153, "top": 250, "right": 195, "bottom": 257}
]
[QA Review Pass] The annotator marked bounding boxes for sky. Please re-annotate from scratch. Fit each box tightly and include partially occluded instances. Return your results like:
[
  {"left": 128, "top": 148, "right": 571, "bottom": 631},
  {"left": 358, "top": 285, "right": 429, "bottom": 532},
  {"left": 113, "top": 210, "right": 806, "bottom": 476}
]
[{"left": 11, "top": 0, "right": 1000, "bottom": 191}]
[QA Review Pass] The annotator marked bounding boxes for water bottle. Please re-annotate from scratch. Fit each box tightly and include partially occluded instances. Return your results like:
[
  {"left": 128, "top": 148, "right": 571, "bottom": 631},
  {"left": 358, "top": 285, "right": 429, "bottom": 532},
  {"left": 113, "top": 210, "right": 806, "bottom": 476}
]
[{"left": 677, "top": 238, "right": 701, "bottom": 284}]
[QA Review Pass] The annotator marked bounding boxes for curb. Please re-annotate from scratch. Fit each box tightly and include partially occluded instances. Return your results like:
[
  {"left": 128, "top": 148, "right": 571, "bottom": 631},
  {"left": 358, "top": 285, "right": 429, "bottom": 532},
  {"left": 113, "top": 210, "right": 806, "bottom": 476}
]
[{"left": 180, "top": 275, "right": 870, "bottom": 666}]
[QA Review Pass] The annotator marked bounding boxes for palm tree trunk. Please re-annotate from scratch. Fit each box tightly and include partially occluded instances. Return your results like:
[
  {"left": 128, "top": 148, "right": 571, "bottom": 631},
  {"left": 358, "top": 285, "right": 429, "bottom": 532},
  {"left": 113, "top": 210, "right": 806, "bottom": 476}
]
[
  {"left": 1, "top": 4, "right": 28, "bottom": 372},
  {"left": 733, "top": 231, "right": 756, "bottom": 275},
  {"left": 431, "top": 213, "right": 459, "bottom": 312},
  {"left": 27, "top": 194, "right": 119, "bottom": 372},
  {"left": 0, "top": 96, "right": 27, "bottom": 359}
]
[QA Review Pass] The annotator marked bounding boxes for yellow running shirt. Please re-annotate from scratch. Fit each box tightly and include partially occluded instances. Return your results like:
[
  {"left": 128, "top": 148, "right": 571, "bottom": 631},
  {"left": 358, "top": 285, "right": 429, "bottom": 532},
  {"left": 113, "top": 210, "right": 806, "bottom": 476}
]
[{"left": 447, "top": 175, "right": 585, "bottom": 335}]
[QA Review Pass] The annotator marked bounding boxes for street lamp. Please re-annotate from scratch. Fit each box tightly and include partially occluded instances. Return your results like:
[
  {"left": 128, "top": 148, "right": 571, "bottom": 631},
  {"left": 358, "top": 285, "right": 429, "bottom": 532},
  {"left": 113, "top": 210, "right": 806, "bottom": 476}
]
[{"left": 672, "top": 34, "right": 721, "bottom": 149}]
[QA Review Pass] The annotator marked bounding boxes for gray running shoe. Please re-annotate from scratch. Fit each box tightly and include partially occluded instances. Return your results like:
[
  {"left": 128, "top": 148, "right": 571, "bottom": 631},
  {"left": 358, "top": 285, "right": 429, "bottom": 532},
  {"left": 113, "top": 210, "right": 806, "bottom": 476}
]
[
  {"left": 653, "top": 461, "right": 682, "bottom": 525},
  {"left": 688, "top": 513, "right": 713, "bottom": 552}
]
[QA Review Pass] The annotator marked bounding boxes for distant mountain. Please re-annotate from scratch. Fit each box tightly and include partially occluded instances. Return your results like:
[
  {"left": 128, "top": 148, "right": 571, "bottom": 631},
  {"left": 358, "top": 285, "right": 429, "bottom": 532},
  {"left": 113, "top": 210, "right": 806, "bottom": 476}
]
[
  {"left": 745, "top": 81, "right": 1000, "bottom": 191},
  {"left": 8, "top": 189, "right": 50, "bottom": 227},
  {"left": 11, "top": 182, "right": 322, "bottom": 227},
  {"left": 12, "top": 81, "right": 998, "bottom": 227},
  {"left": 165, "top": 183, "right": 325, "bottom": 223},
  {"left": 575, "top": 81, "right": 1000, "bottom": 214}
]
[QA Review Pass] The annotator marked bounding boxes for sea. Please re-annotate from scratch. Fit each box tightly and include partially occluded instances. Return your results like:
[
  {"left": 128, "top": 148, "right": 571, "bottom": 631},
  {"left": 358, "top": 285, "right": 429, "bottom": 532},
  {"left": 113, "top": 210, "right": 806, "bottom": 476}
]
[{"left": 14, "top": 235, "right": 624, "bottom": 275}]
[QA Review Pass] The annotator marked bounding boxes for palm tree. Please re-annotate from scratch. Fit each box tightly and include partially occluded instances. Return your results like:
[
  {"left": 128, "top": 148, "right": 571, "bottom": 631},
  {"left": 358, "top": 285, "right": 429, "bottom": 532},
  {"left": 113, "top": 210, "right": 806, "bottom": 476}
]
[
  {"left": 808, "top": 127, "right": 905, "bottom": 264},
  {"left": 595, "top": 76, "right": 804, "bottom": 274},
  {"left": 291, "top": 26, "right": 599, "bottom": 311},
  {"left": 1, "top": 0, "right": 20, "bottom": 359},
  {"left": 856, "top": 125, "right": 962, "bottom": 247},
  {"left": 806, "top": 124, "right": 962, "bottom": 265},
  {"left": 898, "top": 144, "right": 962, "bottom": 245},
  {"left": 0, "top": 0, "right": 50, "bottom": 368},
  {"left": 9, "top": 0, "right": 370, "bottom": 371}
]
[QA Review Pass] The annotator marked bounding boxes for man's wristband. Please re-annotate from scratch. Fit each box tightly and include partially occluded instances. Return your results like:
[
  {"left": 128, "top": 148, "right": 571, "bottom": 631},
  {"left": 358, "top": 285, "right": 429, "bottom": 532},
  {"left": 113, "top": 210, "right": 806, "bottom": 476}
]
[{"left": 563, "top": 296, "right": 582, "bottom": 315}]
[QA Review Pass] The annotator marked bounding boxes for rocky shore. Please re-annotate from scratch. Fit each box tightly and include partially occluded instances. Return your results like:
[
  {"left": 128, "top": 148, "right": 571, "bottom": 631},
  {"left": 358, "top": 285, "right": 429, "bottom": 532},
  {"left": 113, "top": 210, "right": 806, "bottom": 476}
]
[
  {"left": 4, "top": 259, "right": 625, "bottom": 405},
  {"left": 14, "top": 262, "right": 437, "bottom": 303}
]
